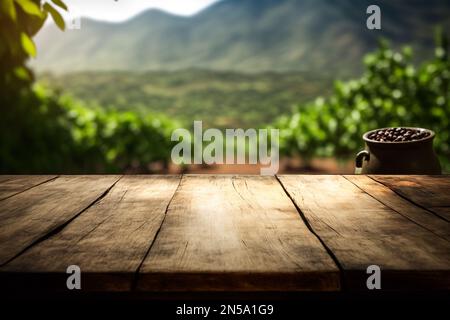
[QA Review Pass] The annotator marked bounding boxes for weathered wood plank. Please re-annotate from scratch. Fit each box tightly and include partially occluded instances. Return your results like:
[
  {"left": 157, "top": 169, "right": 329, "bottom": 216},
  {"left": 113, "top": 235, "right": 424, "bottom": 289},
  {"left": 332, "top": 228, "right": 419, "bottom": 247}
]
[
  {"left": 137, "top": 175, "right": 340, "bottom": 292},
  {"left": 0, "top": 176, "right": 17, "bottom": 183},
  {"left": 0, "top": 175, "right": 58, "bottom": 201},
  {"left": 371, "top": 175, "right": 450, "bottom": 221},
  {"left": 278, "top": 175, "right": 450, "bottom": 291},
  {"left": 345, "top": 175, "right": 450, "bottom": 241},
  {"left": 0, "top": 175, "right": 120, "bottom": 266},
  {"left": 1, "top": 176, "right": 181, "bottom": 292}
]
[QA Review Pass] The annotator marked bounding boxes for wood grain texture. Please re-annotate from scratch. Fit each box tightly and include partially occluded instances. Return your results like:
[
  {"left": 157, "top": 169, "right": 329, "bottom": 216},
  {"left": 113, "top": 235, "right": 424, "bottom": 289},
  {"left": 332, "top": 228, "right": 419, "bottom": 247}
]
[
  {"left": 371, "top": 175, "right": 450, "bottom": 221},
  {"left": 137, "top": 175, "right": 340, "bottom": 292},
  {"left": 0, "top": 175, "right": 57, "bottom": 201},
  {"left": 1, "top": 175, "right": 181, "bottom": 292},
  {"left": 1, "top": 174, "right": 449, "bottom": 294},
  {"left": 345, "top": 175, "right": 450, "bottom": 241},
  {"left": 278, "top": 175, "right": 450, "bottom": 291},
  {"left": 0, "top": 175, "right": 120, "bottom": 266},
  {"left": 0, "top": 176, "right": 17, "bottom": 183}
]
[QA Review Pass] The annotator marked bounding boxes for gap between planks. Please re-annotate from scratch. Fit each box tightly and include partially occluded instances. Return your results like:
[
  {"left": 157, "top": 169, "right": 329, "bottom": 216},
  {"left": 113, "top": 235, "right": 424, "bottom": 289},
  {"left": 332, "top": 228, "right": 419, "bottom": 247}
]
[
  {"left": 276, "top": 175, "right": 450, "bottom": 291},
  {"left": 274, "top": 174, "right": 346, "bottom": 289},
  {"left": 0, "top": 176, "right": 123, "bottom": 266},
  {"left": 131, "top": 176, "right": 182, "bottom": 290},
  {"left": 343, "top": 175, "right": 450, "bottom": 242},
  {"left": 369, "top": 175, "right": 450, "bottom": 222},
  {"left": 0, "top": 175, "right": 59, "bottom": 201}
]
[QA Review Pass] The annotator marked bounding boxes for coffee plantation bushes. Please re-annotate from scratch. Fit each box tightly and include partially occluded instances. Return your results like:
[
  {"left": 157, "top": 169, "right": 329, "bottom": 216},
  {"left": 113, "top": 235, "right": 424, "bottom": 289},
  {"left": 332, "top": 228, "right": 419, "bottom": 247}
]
[
  {"left": 62, "top": 91, "right": 179, "bottom": 173},
  {"left": 1, "top": 85, "right": 179, "bottom": 172},
  {"left": 276, "top": 34, "right": 450, "bottom": 171},
  {"left": 0, "top": 85, "right": 180, "bottom": 173}
]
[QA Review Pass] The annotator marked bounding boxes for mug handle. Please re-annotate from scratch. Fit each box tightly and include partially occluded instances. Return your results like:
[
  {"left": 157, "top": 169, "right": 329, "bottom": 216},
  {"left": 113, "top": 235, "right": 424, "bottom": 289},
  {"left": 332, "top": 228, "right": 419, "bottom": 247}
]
[{"left": 355, "top": 150, "right": 370, "bottom": 174}]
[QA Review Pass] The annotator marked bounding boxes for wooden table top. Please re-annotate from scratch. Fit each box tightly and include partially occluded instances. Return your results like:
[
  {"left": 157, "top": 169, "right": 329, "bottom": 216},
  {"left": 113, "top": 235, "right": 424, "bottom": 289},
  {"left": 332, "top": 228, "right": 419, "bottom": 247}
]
[{"left": 0, "top": 175, "right": 449, "bottom": 294}]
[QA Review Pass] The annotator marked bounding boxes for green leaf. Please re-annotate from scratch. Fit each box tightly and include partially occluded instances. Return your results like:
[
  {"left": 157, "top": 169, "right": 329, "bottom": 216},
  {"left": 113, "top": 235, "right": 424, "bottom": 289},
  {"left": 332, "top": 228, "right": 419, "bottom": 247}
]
[
  {"left": 20, "top": 32, "right": 36, "bottom": 57},
  {"left": 14, "top": 66, "right": 31, "bottom": 80},
  {"left": 26, "top": 11, "right": 48, "bottom": 36},
  {"left": 1, "top": 0, "right": 17, "bottom": 21},
  {"left": 51, "top": 0, "right": 68, "bottom": 11},
  {"left": 14, "top": 0, "right": 43, "bottom": 18},
  {"left": 43, "top": 3, "right": 65, "bottom": 31}
]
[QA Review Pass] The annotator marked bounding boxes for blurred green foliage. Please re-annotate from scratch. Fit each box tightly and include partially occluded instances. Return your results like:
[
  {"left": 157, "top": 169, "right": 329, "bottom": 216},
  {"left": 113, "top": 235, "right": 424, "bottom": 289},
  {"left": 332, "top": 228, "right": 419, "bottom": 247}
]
[
  {"left": 1, "top": 83, "right": 180, "bottom": 173},
  {"left": 0, "top": 1, "right": 179, "bottom": 173},
  {"left": 276, "top": 32, "right": 450, "bottom": 171}
]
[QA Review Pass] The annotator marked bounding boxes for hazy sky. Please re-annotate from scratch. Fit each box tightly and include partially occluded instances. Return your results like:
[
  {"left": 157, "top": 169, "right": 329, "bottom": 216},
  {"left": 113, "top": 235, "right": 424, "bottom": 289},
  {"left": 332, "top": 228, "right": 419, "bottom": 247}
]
[{"left": 63, "top": 0, "right": 220, "bottom": 22}]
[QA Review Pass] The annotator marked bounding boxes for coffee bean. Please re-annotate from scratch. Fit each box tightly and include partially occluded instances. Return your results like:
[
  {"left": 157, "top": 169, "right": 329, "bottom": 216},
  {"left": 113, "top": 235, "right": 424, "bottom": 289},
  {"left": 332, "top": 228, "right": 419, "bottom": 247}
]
[{"left": 367, "top": 128, "right": 431, "bottom": 143}]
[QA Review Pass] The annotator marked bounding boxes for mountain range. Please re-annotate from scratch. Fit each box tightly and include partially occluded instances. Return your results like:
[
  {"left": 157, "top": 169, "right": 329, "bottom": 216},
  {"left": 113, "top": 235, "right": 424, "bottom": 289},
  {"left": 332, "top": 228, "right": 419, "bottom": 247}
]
[{"left": 33, "top": 0, "right": 450, "bottom": 74}]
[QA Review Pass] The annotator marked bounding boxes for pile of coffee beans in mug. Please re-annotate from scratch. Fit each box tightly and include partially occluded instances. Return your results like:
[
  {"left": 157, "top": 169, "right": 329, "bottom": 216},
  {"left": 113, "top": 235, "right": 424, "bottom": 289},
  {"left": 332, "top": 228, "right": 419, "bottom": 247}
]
[{"left": 367, "top": 128, "right": 431, "bottom": 142}]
